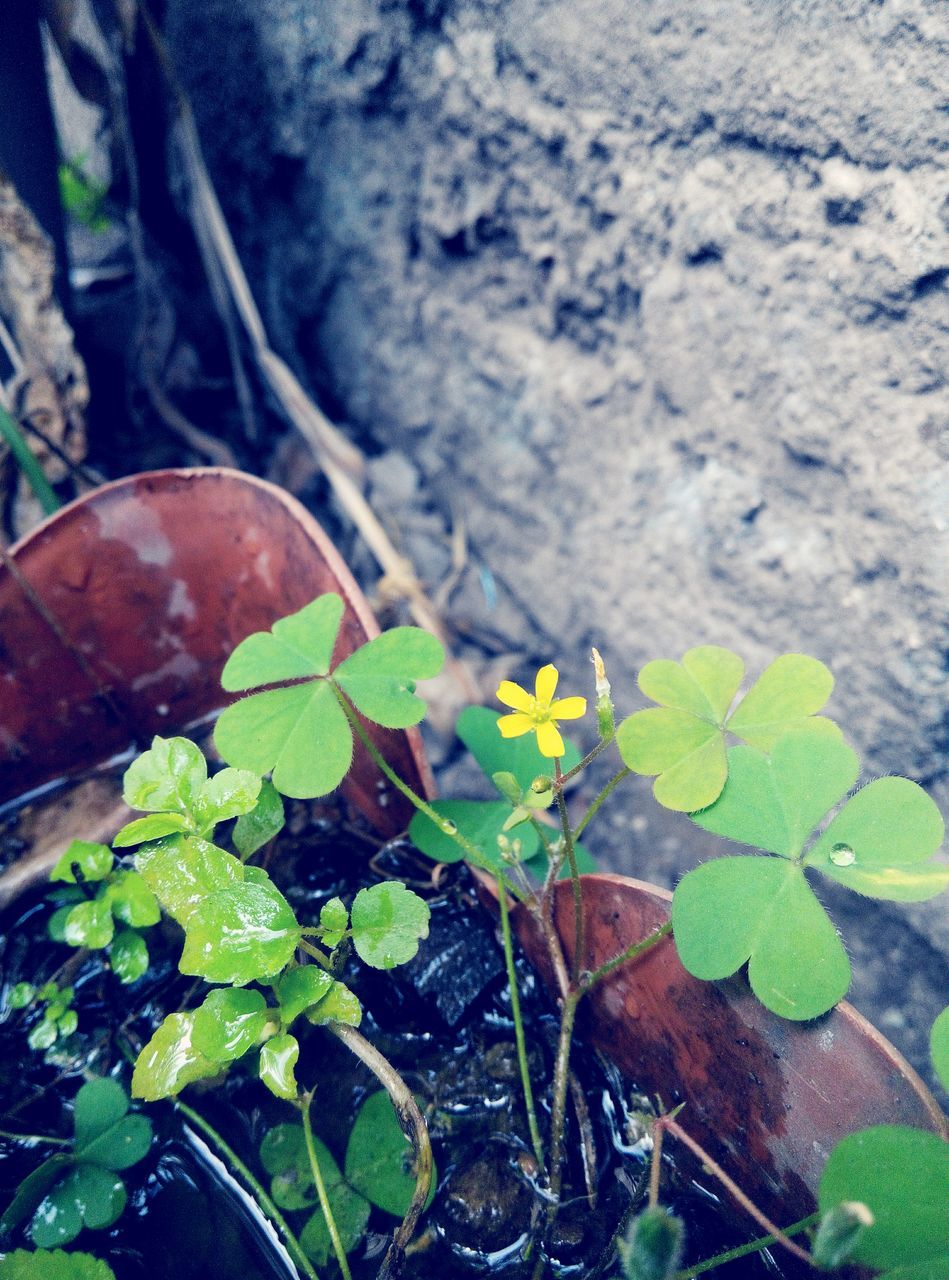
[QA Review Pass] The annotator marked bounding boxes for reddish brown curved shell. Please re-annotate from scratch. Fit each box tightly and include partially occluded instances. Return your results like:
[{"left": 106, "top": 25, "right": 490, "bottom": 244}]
[
  {"left": 0, "top": 468, "right": 432, "bottom": 829},
  {"left": 509, "top": 873, "right": 946, "bottom": 1226}
]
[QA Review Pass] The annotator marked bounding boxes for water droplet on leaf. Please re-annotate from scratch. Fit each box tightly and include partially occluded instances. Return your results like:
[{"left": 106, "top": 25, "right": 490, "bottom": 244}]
[
  {"left": 440, "top": 819, "right": 458, "bottom": 836},
  {"left": 830, "top": 843, "right": 856, "bottom": 866}
]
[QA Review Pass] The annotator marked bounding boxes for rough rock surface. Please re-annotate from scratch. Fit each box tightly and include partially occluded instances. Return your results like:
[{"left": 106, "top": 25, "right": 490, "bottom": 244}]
[{"left": 164, "top": 1, "right": 949, "bottom": 1082}]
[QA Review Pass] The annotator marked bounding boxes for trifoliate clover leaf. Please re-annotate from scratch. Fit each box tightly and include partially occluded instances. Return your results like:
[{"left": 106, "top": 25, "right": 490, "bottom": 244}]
[
  {"left": 73, "top": 1078, "right": 153, "bottom": 1170},
  {"left": 318, "top": 897, "right": 348, "bottom": 948},
  {"left": 277, "top": 966, "right": 334, "bottom": 1026},
  {"left": 0, "top": 1250, "right": 116, "bottom": 1280},
  {"left": 191, "top": 988, "right": 269, "bottom": 1062},
  {"left": 215, "top": 595, "right": 443, "bottom": 798},
  {"left": 259, "top": 1033, "right": 300, "bottom": 1100},
  {"left": 930, "top": 1007, "right": 949, "bottom": 1093},
  {"left": 63, "top": 899, "right": 114, "bottom": 950},
  {"left": 345, "top": 1090, "right": 431, "bottom": 1217},
  {"left": 233, "top": 779, "right": 285, "bottom": 860},
  {"left": 818, "top": 1127, "right": 949, "bottom": 1275},
  {"left": 135, "top": 835, "right": 244, "bottom": 926},
  {"left": 409, "top": 799, "right": 540, "bottom": 872},
  {"left": 0, "top": 1157, "right": 72, "bottom": 1237},
  {"left": 617, "top": 648, "right": 838, "bottom": 812},
  {"left": 51, "top": 841, "right": 113, "bottom": 884},
  {"left": 350, "top": 882, "right": 430, "bottom": 969},
  {"left": 31, "top": 1166, "right": 126, "bottom": 1247},
  {"left": 109, "top": 930, "right": 149, "bottom": 985},
  {"left": 304, "top": 981, "right": 362, "bottom": 1028},
  {"left": 179, "top": 881, "right": 299, "bottom": 986},
  {"left": 132, "top": 1012, "right": 220, "bottom": 1101}
]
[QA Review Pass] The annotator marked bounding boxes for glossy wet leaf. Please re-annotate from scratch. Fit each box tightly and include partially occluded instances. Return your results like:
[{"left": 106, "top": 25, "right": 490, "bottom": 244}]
[
  {"left": 73, "top": 1079, "right": 153, "bottom": 1171},
  {"left": 112, "top": 813, "right": 190, "bottom": 847},
  {"left": 233, "top": 780, "right": 285, "bottom": 860},
  {"left": 9, "top": 981, "right": 35, "bottom": 1009},
  {"left": 192, "top": 988, "right": 268, "bottom": 1062},
  {"left": 0, "top": 1156, "right": 72, "bottom": 1235},
  {"left": 51, "top": 841, "right": 113, "bottom": 884},
  {"left": 318, "top": 897, "right": 348, "bottom": 948},
  {"left": 0, "top": 1250, "right": 116, "bottom": 1280},
  {"left": 259, "top": 1033, "right": 300, "bottom": 1100},
  {"left": 351, "top": 882, "right": 430, "bottom": 969},
  {"left": 104, "top": 870, "right": 160, "bottom": 928},
  {"left": 109, "top": 930, "right": 149, "bottom": 984},
  {"left": 136, "top": 835, "right": 243, "bottom": 925},
  {"left": 222, "top": 594, "right": 344, "bottom": 690},
  {"left": 215, "top": 680, "right": 353, "bottom": 799},
  {"left": 931, "top": 1007, "right": 949, "bottom": 1091},
  {"left": 333, "top": 626, "right": 445, "bottom": 727},
  {"left": 819, "top": 1126, "right": 949, "bottom": 1273},
  {"left": 32, "top": 1165, "right": 126, "bottom": 1246},
  {"left": 122, "top": 736, "right": 207, "bottom": 815},
  {"left": 345, "top": 1090, "right": 426, "bottom": 1217},
  {"left": 455, "top": 706, "right": 581, "bottom": 789},
  {"left": 63, "top": 898, "right": 114, "bottom": 950},
  {"left": 277, "top": 966, "right": 334, "bottom": 1025},
  {"left": 192, "top": 767, "right": 261, "bottom": 829},
  {"left": 305, "top": 981, "right": 362, "bottom": 1028},
  {"left": 131, "top": 1011, "right": 220, "bottom": 1101},
  {"left": 807, "top": 777, "right": 947, "bottom": 901},
  {"left": 617, "top": 648, "right": 837, "bottom": 812},
  {"left": 409, "top": 799, "right": 540, "bottom": 871},
  {"left": 672, "top": 857, "right": 850, "bottom": 1020},
  {"left": 179, "top": 881, "right": 299, "bottom": 985}
]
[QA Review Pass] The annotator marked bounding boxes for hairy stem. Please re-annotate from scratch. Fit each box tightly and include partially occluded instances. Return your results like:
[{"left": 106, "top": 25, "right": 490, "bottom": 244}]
[
  {"left": 555, "top": 736, "right": 613, "bottom": 789},
  {"left": 553, "top": 758, "right": 584, "bottom": 984},
  {"left": 673, "top": 1213, "right": 819, "bottom": 1279},
  {"left": 546, "top": 988, "right": 581, "bottom": 1215},
  {"left": 326, "top": 1023, "right": 433, "bottom": 1280},
  {"left": 175, "top": 1099, "right": 319, "bottom": 1280},
  {"left": 648, "top": 1116, "right": 666, "bottom": 1208},
  {"left": 582, "top": 921, "right": 672, "bottom": 992},
  {"left": 300, "top": 1092, "right": 353, "bottom": 1280},
  {"left": 573, "top": 767, "right": 632, "bottom": 841},
  {"left": 497, "top": 873, "right": 546, "bottom": 1174}
]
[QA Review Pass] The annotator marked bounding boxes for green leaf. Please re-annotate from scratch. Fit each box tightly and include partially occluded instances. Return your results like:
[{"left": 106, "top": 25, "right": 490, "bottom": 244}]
[
  {"left": 305, "top": 981, "right": 362, "bottom": 1028},
  {"left": 277, "top": 966, "right": 334, "bottom": 1025},
  {"left": 131, "top": 1011, "right": 220, "bottom": 1101},
  {"left": 73, "top": 1079, "right": 152, "bottom": 1171},
  {"left": 112, "top": 813, "right": 191, "bottom": 847},
  {"left": 32, "top": 1165, "right": 126, "bottom": 1246},
  {"left": 179, "top": 881, "right": 299, "bottom": 985},
  {"left": 233, "top": 780, "right": 285, "bottom": 860},
  {"left": 345, "top": 1090, "right": 428, "bottom": 1217},
  {"left": 807, "top": 778, "right": 947, "bottom": 901},
  {"left": 109, "top": 930, "right": 149, "bottom": 984},
  {"left": 408, "top": 799, "right": 540, "bottom": 871},
  {"left": 300, "top": 1179, "right": 370, "bottom": 1268},
  {"left": 122, "top": 736, "right": 207, "bottom": 815},
  {"left": 260, "top": 1125, "right": 318, "bottom": 1211},
  {"left": 259, "top": 1033, "right": 299, "bottom": 1100},
  {"left": 221, "top": 595, "right": 344, "bottom": 691},
  {"left": 931, "top": 1007, "right": 949, "bottom": 1092},
  {"left": 726, "top": 653, "right": 835, "bottom": 749},
  {"left": 9, "top": 981, "right": 35, "bottom": 1009},
  {"left": 819, "top": 1126, "right": 949, "bottom": 1271},
  {"left": 672, "top": 857, "right": 851, "bottom": 1020},
  {"left": 0, "top": 1156, "right": 73, "bottom": 1235},
  {"left": 617, "top": 709, "right": 726, "bottom": 812},
  {"left": 63, "top": 898, "right": 114, "bottom": 950},
  {"left": 640, "top": 647, "right": 745, "bottom": 720},
  {"left": 318, "top": 897, "right": 348, "bottom": 948},
  {"left": 136, "top": 835, "right": 244, "bottom": 925},
  {"left": 193, "top": 768, "right": 262, "bottom": 830},
  {"left": 50, "top": 841, "right": 113, "bottom": 884},
  {"left": 692, "top": 731, "right": 859, "bottom": 858},
  {"left": 215, "top": 681, "right": 353, "bottom": 800},
  {"left": 455, "top": 706, "right": 581, "bottom": 789},
  {"left": 0, "top": 1249, "right": 116, "bottom": 1280},
  {"left": 350, "top": 882, "right": 430, "bottom": 969},
  {"left": 104, "top": 870, "right": 160, "bottom": 928},
  {"left": 333, "top": 627, "right": 445, "bottom": 728},
  {"left": 192, "top": 988, "right": 268, "bottom": 1062},
  {"left": 28, "top": 1019, "right": 59, "bottom": 1051}
]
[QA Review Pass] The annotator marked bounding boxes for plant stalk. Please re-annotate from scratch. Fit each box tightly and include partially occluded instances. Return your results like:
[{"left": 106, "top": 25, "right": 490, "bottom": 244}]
[
  {"left": 573, "top": 767, "right": 632, "bottom": 840},
  {"left": 0, "top": 1128, "right": 70, "bottom": 1146},
  {"left": 326, "top": 1022, "right": 433, "bottom": 1280},
  {"left": 175, "top": 1099, "right": 319, "bottom": 1280},
  {"left": 545, "top": 988, "right": 581, "bottom": 1214},
  {"left": 555, "top": 735, "right": 613, "bottom": 788},
  {"left": 582, "top": 921, "right": 672, "bottom": 992},
  {"left": 673, "top": 1213, "right": 819, "bottom": 1279},
  {"left": 553, "top": 758, "right": 584, "bottom": 984},
  {"left": 497, "top": 872, "right": 546, "bottom": 1174},
  {"left": 300, "top": 1092, "right": 353, "bottom": 1280},
  {"left": 0, "top": 403, "right": 60, "bottom": 515}
]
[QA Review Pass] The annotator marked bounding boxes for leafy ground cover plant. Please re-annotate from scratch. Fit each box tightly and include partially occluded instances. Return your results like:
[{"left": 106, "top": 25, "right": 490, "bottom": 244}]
[{"left": 2, "top": 598, "right": 945, "bottom": 1280}]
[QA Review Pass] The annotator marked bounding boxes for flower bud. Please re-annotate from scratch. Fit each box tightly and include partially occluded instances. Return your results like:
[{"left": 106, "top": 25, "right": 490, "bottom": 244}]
[
  {"left": 619, "top": 1207, "right": 684, "bottom": 1280},
  {"left": 811, "top": 1201, "right": 874, "bottom": 1269},
  {"left": 531, "top": 775, "right": 553, "bottom": 794},
  {"left": 591, "top": 647, "right": 615, "bottom": 739}
]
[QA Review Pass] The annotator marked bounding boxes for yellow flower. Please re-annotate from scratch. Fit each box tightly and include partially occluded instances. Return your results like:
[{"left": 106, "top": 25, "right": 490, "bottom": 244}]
[{"left": 496, "top": 664, "right": 587, "bottom": 758}]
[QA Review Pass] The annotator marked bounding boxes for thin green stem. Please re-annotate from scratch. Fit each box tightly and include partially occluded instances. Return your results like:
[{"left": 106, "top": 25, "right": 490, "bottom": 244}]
[
  {"left": 573, "top": 767, "right": 632, "bottom": 841},
  {"left": 334, "top": 685, "right": 526, "bottom": 899},
  {"left": 553, "top": 759, "right": 584, "bottom": 984},
  {"left": 545, "top": 988, "right": 581, "bottom": 1213},
  {"left": 298, "top": 939, "right": 333, "bottom": 968},
  {"left": 582, "top": 921, "right": 672, "bottom": 992},
  {"left": 673, "top": 1213, "right": 818, "bottom": 1279},
  {"left": 0, "top": 1128, "right": 70, "bottom": 1146},
  {"left": 497, "top": 872, "right": 546, "bottom": 1175},
  {"left": 555, "top": 735, "right": 613, "bottom": 788},
  {"left": 0, "top": 403, "right": 60, "bottom": 515},
  {"left": 175, "top": 1099, "right": 319, "bottom": 1280},
  {"left": 647, "top": 1116, "right": 665, "bottom": 1209},
  {"left": 300, "top": 1093, "right": 352, "bottom": 1280}
]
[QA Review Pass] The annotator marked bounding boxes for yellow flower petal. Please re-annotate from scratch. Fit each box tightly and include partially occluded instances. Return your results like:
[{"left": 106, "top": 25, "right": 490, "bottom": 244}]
[
  {"left": 550, "top": 696, "right": 587, "bottom": 721},
  {"left": 535, "top": 664, "right": 559, "bottom": 705},
  {"left": 497, "top": 680, "right": 532, "bottom": 712},
  {"left": 498, "top": 712, "right": 533, "bottom": 738},
  {"left": 535, "top": 720, "right": 565, "bottom": 758}
]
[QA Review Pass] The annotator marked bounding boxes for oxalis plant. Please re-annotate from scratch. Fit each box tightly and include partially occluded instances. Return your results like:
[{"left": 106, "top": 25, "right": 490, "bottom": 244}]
[{"left": 1, "top": 596, "right": 946, "bottom": 1280}]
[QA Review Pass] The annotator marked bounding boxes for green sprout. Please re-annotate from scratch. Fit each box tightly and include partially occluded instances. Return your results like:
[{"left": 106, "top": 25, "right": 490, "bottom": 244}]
[{"left": 8, "top": 980, "right": 78, "bottom": 1052}]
